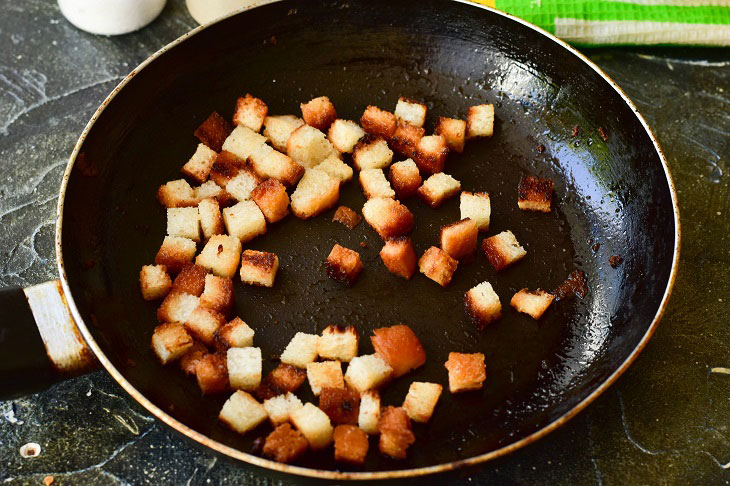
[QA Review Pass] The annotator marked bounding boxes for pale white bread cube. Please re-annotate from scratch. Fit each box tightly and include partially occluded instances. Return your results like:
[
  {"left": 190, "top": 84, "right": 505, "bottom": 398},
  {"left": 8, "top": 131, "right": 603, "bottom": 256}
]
[
  {"left": 389, "top": 158, "right": 422, "bottom": 199},
  {"left": 239, "top": 250, "right": 279, "bottom": 287},
  {"left": 286, "top": 124, "right": 337, "bottom": 168},
  {"left": 248, "top": 143, "right": 303, "bottom": 187},
  {"left": 225, "top": 169, "right": 261, "bottom": 202},
  {"left": 219, "top": 390, "right": 268, "bottom": 434},
  {"left": 465, "top": 281, "right": 502, "bottom": 330},
  {"left": 290, "top": 168, "right": 340, "bottom": 219},
  {"left": 317, "top": 325, "right": 358, "bottom": 362},
  {"left": 362, "top": 197, "right": 414, "bottom": 240},
  {"left": 466, "top": 104, "right": 495, "bottom": 139},
  {"left": 167, "top": 207, "right": 201, "bottom": 242},
  {"left": 263, "top": 392, "right": 303, "bottom": 425},
  {"left": 157, "top": 291, "right": 199, "bottom": 324},
  {"left": 402, "top": 382, "right": 442, "bottom": 423},
  {"left": 222, "top": 200, "right": 266, "bottom": 243},
  {"left": 418, "top": 172, "right": 461, "bottom": 208},
  {"left": 181, "top": 143, "right": 218, "bottom": 184},
  {"left": 344, "top": 354, "right": 393, "bottom": 393},
  {"left": 139, "top": 264, "right": 172, "bottom": 301},
  {"left": 358, "top": 391, "right": 381, "bottom": 434},
  {"left": 511, "top": 289, "right": 555, "bottom": 320},
  {"left": 183, "top": 305, "right": 225, "bottom": 345},
  {"left": 196, "top": 234, "right": 242, "bottom": 278},
  {"left": 198, "top": 197, "right": 225, "bottom": 240},
  {"left": 154, "top": 236, "right": 197, "bottom": 273},
  {"left": 315, "top": 154, "right": 353, "bottom": 183},
  {"left": 199, "top": 274, "right": 233, "bottom": 314},
  {"left": 460, "top": 191, "right": 491, "bottom": 231},
  {"left": 359, "top": 168, "right": 395, "bottom": 199},
  {"left": 327, "top": 119, "right": 365, "bottom": 153},
  {"left": 222, "top": 125, "right": 267, "bottom": 160},
  {"left": 233, "top": 93, "right": 268, "bottom": 132},
  {"left": 263, "top": 115, "right": 304, "bottom": 152},
  {"left": 280, "top": 332, "right": 319, "bottom": 368},
  {"left": 227, "top": 346, "right": 262, "bottom": 391},
  {"left": 394, "top": 97, "right": 427, "bottom": 128},
  {"left": 352, "top": 137, "right": 393, "bottom": 171},
  {"left": 194, "top": 180, "right": 225, "bottom": 201},
  {"left": 481, "top": 230, "right": 527, "bottom": 272},
  {"left": 157, "top": 179, "right": 197, "bottom": 208},
  {"left": 306, "top": 361, "right": 344, "bottom": 396},
  {"left": 290, "top": 403, "right": 334, "bottom": 449},
  {"left": 215, "top": 317, "right": 254, "bottom": 348},
  {"left": 151, "top": 322, "right": 193, "bottom": 364}
]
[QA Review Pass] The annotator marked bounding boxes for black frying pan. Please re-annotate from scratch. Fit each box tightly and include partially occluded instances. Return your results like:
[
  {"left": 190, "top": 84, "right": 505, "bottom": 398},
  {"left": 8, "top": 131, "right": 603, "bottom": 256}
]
[{"left": 0, "top": 0, "right": 679, "bottom": 480}]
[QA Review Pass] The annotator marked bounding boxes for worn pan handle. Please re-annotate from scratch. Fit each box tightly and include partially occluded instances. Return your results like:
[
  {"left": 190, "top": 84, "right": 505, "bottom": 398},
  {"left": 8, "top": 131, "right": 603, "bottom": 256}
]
[{"left": 0, "top": 280, "right": 97, "bottom": 399}]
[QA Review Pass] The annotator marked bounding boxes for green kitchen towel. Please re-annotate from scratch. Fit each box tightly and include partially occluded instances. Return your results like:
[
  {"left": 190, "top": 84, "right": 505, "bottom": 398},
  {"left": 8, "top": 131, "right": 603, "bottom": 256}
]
[{"left": 471, "top": 0, "right": 730, "bottom": 46}]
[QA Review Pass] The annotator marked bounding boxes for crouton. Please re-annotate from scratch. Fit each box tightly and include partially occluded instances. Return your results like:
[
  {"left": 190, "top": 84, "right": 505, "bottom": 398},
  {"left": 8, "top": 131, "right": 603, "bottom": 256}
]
[
  {"left": 440, "top": 218, "right": 478, "bottom": 260},
  {"left": 359, "top": 168, "right": 395, "bottom": 199},
  {"left": 317, "top": 325, "right": 359, "bottom": 362},
  {"left": 227, "top": 346, "right": 262, "bottom": 391},
  {"left": 435, "top": 117, "right": 466, "bottom": 153},
  {"left": 389, "top": 122, "right": 424, "bottom": 157},
  {"left": 251, "top": 179, "right": 290, "bottom": 224},
  {"left": 344, "top": 354, "right": 392, "bottom": 393},
  {"left": 157, "top": 179, "right": 197, "bottom": 208},
  {"left": 358, "top": 391, "right": 380, "bottom": 434},
  {"left": 301, "top": 96, "right": 337, "bottom": 131},
  {"left": 290, "top": 168, "right": 340, "bottom": 219},
  {"left": 325, "top": 244, "right": 363, "bottom": 286},
  {"left": 263, "top": 392, "right": 303, "bottom": 426},
  {"left": 248, "top": 143, "right": 304, "bottom": 187},
  {"left": 352, "top": 136, "right": 393, "bottom": 171},
  {"left": 154, "top": 236, "right": 197, "bottom": 274},
  {"left": 194, "top": 180, "right": 227, "bottom": 204},
  {"left": 315, "top": 154, "right": 353, "bottom": 183},
  {"left": 195, "top": 111, "right": 232, "bottom": 152},
  {"left": 171, "top": 263, "right": 208, "bottom": 296},
  {"left": 184, "top": 305, "right": 226, "bottom": 346},
  {"left": 379, "top": 237, "right": 417, "bottom": 279},
  {"left": 319, "top": 387, "right": 360, "bottom": 425},
  {"left": 444, "top": 352, "right": 486, "bottom": 393},
  {"left": 286, "top": 124, "right": 337, "bottom": 168},
  {"left": 328, "top": 119, "right": 365, "bottom": 154},
  {"left": 307, "top": 361, "right": 344, "bottom": 396},
  {"left": 196, "top": 353, "right": 229, "bottom": 395},
  {"left": 181, "top": 143, "right": 218, "bottom": 184},
  {"left": 280, "top": 332, "right": 319, "bottom": 368},
  {"left": 511, "top": 289, "right": 554, "bottom": 319},
  {"left": 362, "top": 197, "right": 414, "bottom": 239},
  {"left": 256, "top": 363, "right": 307, "bottom": 400},
  {"left": 222, "top": 200, "right": 266, "bottom": 243},
  {"left": 518, "top": 174, "right": 553, "bottom": 212},
  {"left": 139, "top": 264, "right": 172, "bottom": 301},
  {"left": 290, "top": 403, "right": 334, "bottom": 449},
  {"left": 263, "top": 423, "right": 309, "bottom": 464},
  {"left": 371, "top": 324, "right": 426, "bottom": 378},
  {"left": 389, "top": 159, "right": 422, "bottom": 199},
  {"left": 225, "top": 169, "right": 262, "bottom": 202},
  {"left": 419, "top": 246, "right": 458, "bottom": 287},
  {"left": 151, "top": 322, "right": 194, "bottom": 364},
  {"left": 179, "top": 341, "right": 207, "bottom": 375},
  {"left": 466, "top": 104, "right": 495, "bottom": 139},
  {"left": 197, "top": 197, "right": 225, "bottom": 240},
  {"left": 221, "top": 125, "right": 267, "bottom": 161},
  {"left": 378, "top": 407, "right": 415, "bottom": 460},
  {"left": 360, "top": 105, "right": 397, "bottom": 140},
  {"left": 233, "top": 93, "right": 268, "bottom": 132},
  {"left": 240, "top": 250, "right": 279, "bottom": 287},
  {"left": 394, "top": 97, "right": 427, "bottom": 127},
  {"left": 402, "top": 382, "right": 442, "bottom": 423},
  {"left": 214, "top": 317, "right": 254, "bottom": 349},
  {"left": 158, "top": 291, "right": 200, "bottom": 323},
  {"left": 209, "top": 150, "right": 247, "bottom": 188},
  {"left": 413, "top": 135, "right": 449, "bottom": 175},
  {"left": 334, "top": 425, "right": 369, "bottom": 464},
  {"left": 167, "top": 207, "right": 201, "bottom": 243},
  {"left": 465, "top": 281, "right": 501, "bottom": 330},
  {"left": 460, "top": 191, "right": 491, "bottom": 231},
  {"left": 195, "top": 234, "right": 242, "bottom": 278},
  {"left": 263, "top": 115, "right": 305, "bottom": 152},
  {"left": 482, "top": 230, "right": 527, "bottom": 271},
  {"left": 418, "top": 172, "right": 461, "bottom": 208},
  {"left": 219, "top": 390, "right": 267, "bottom": 433},
  {"left": 332, "top": 206, "right": 361, "bottom": 230}
]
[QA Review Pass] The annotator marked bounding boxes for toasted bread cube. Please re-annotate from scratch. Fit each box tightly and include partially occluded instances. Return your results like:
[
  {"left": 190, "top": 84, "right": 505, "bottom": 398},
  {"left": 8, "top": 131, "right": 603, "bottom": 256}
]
[
  {"left": 157, "top": 179, "right": 196, "bottom": 208},
  {"left": 445, "top": 352, "right": 486, "bottom": 393},
  {"left": 394, "top": 97, "right": 427, "bottom": 127},
  {"left": 334, "top": 425, "right": 369, "bottom": 464},
  {"left": 214, "top": 317, "right": 254, "bottom": 349},
  {"left": 222, "top": 125, "right": 267, "bottom": 161},
  {"left": 362, "top": 197, "right": 414, "bottom": 240},
  {"left": 307, "top": 361, "right": 344, "bottom": 396},
  {"left": 389, "top": 159, "right": 422, "bottom": 199},
  {"left": 151, "top": 322, "right": 193, "bottom": 364},
  {"left": 325, "top": 244, "right": 363, "bottom": 286},
  {"left": 352, "top": 136, "right": 393, "bottom": 171},
  {"left": 139, "top": 264, "right": 172, "bottom": 301},
  {"left": 240, "top": 250, "right": 279, "bottom": 287},
  {"left": 465, "top": 281, "right": 501, "bottom": 330},
  {"left": 290, "top": 168, "right": 340, "bottom": 219},
  {"left": 467, "top": 104, "right": 495, "bottom": 139},
  {"left": 219, "top": 390, "right": 267, "bottom": 433},
  {"left": 157, "top": 291, "right": 199, "bottom": 323},
  {"left": 280, "top": 332, "right": 319, "bottom": 368},
  {"left": 360, "top": 105, "right": 397, "bottom": 140},
  {"left": 328, "top": 119, "right": 365, "bottom": 154},
  {"left": 402, "top": 382, "right": 442, "bottom": 423},
  {"left": 317, "top": 325, "right": 359, "bottom": 362},
  {"left": 171, "top": 263, "right": 208, "bottom": 296},
  {"left": 319, "top": 387, "right": 360, "bottom": 425},
  {"left": 179, "top": 341, "right": 207, "bottom": 375},
  {"left": 440, "top": 218, "right": 478, "bottom": 260},
  {"left": 222, "top": 200, "right": 266, "bottom": 243},
  {"left": 460, "top": 191, "right": 491, "bottom": 231},
  {"left": 378, "top": 407, "right": 415, "bottom": 460},
  {"left": 511, "top": 289, "right": 554, "bottom": 319},
  {"left": 233, "top": 94, "right": 268, "bottom": 132},
  {"left": 225, "top": 169, "right": 262, "bottom": 202},
  {"left": 344, "top": 354, "right": 392, "bottom": 393},
  {"left": 371, "top": 324, "right": 426, "bottom": 378},
  {"left": 197, "top": 197, "right": 225, "bottom": 240},
  {"left": 167, "top": 207, "right": 201, "bottom": 243},
  {"left": 290, "top": 403, "right": 334, "bottom": 449},
  {"left": 250, "top": 179, "right": 289, "bottom": 224},
  {"left": 263, "top": 115, "right": 305, "bottom": 152},
  {"left": 358, "top": 391, "right": 380, "bottom": 434},
  {"left": 209, "top": 150, "right": 247, "bottom": 188},
  {"left": 413, "top": 135, "right": 449, "bottom": 175},
  {"left": 286, "top": 124, "right": 336, "bottom": 168},
  {"left": 359, "top": 168, "right": 395, "bottom": 199},
  {"left": 195, "top": 111, "right": 232, "bottom": 152},
  {"left": 181, "top": 143, "right": 218, "bottom": 184},
  {"left": 227, "top": 346, "right": 262, "bottom": 391},
  {"left": 200, "top": 274, "right": 233, "bottom": 314},
  {"left": 263, "top": 423, "right": 309, "bottom": 464},
  {"left": 301, "top": 96, "right": 337, "bottom": 131},
  {"left": 518, "top": 174, "right": 554, "bottom": 213},
  {"left": 379, "top": 237, "right": 417, "bottom": 279},
  {"left": 389, "top": 122, "right": 424, "bottom": 157},
  {"left": 256, "top": 363, "right": 307, "bottom": 400},
  {"left": 315, "top": 154, "right": 353, "bottom": 183},
  {"left": 195, "top": 234, "right": 242, "bottom": 278},
  {"left": 263, "top": 392, "right": 304, "bottom": 426},
  {"left": 332, "top": 206, "right": 361, "bottom": 230},
  {"left": 435, "top": 117, "right": 466, "bottom": 153},
  {"left": 419, "top": 246, "right": 458, "bottom": 287},
  {"left": 194, "top": 180, "right": 225, "bottom": 202},
  {"left": 155, "top": 236, "right": 197, "bottom": 274},
  {"left": 418, "top": 172, "right": 461, "bottom": 208},
  {"left": 184, "top": 305, "right": 226, "bottom": 345},
  {"left": 482, "top": 230, "right": 527, "bottom": 271},
  {"left": 248, "top": 142, "right": 304, "bottom": 187},
  {"left": 196, "top": 353, "right": 229, "bottom": 395}
]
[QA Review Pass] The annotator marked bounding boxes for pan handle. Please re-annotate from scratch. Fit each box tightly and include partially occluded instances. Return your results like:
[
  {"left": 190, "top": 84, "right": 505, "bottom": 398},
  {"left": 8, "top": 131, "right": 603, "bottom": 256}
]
[{"left": 0, "top": 280, "right": 97, "bottom": 399}]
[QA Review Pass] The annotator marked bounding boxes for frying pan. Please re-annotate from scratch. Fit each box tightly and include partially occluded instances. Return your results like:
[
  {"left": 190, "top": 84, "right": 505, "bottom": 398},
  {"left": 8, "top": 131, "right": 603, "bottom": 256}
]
[{"left": 0, "top": 0, "right": 680, "bottom": 480}]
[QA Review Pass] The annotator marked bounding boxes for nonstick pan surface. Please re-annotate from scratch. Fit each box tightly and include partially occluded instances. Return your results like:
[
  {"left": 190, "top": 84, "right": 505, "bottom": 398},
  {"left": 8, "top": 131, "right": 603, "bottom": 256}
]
[{"left": 57, "top": 0, "right": 679, "bottom": 478}]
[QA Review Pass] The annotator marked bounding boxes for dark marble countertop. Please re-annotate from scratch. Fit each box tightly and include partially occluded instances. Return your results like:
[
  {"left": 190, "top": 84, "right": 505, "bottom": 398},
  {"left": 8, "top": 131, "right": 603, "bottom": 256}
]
[{"left": 1, "top": 1, "right": 729, "bottom": 484}]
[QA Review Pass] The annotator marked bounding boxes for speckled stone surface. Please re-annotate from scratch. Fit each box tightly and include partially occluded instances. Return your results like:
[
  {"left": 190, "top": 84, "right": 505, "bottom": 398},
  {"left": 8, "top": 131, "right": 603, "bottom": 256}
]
[{"left": 1, "top": 1, "right": 728, "bottom": 484}]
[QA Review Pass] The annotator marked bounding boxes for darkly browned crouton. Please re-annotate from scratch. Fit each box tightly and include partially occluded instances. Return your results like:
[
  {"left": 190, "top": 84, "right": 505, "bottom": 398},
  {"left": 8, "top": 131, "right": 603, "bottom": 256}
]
[
  {"left": 325, "top": 244, "right": 363, "bottom": 286},
  {"left": 195, "top": 353, "right": 228, "bottom": 395},
  {"left": 362, "top": 197, "right": 414, "bottom": 240},
  {"left": 194, "top": 111, "right": 232, "bottom": 152},
  {"left": 199, "top": 274, "right": 234, "bottom": 315},
  {"left": 251, "top": 178, "right": 290, "bottom": 223},
  {"left": 263, "top": 423, "right": 309, "bottom": 464},
  {"left": 240, "top": 250, "right": 279, "bottom": 287},
  {"left": 333, "top": 424, "right": 369, "bottom": 465},
  {"left": 233, "top": 93, "right": 268, "bottom": 132},
  {"left": 389, "top": 159, "right": 422, "bottom": 200},
  {"left": 435, "top": 117, "right": 466, "bottom": 154},
  {"left": 440, "top": 218, "right": 478, "bottom": 261},
  {"left": 179, "top": 341, "right": 207, "bottom": 376},
  {"left": 155, "top": 236, "right": 197, "bottom": 274},
  {"left": 319, "top": 387, "right": 360, "bottom": 425},
  {"left": 390, "top": 122, "right": 424, "bottom": 157},
  {"left": 256, "top": 363, "right": 308, "bottom": 401},
  {"left": 419, "top": 246, "right": 458, "bottom": 287},
  {"left": 518, "top": 174, "right": 554, "bottom": 212},
  {"left": 360, "top": 105, "right": 397, "bottom": 140},
  {"left": 301, "top": 96, "right": 337, "bottom": 131},
  {"left": 378, "top": 406, "right": 415, "bottom": 460},
  {"left": 332, "top": 206, "right": 361, "bottom": 229},
  {"left": 379, "top": 237, "right": 417, "bottom": 280},
  {"left": 209, "top": 151, "right": 247, "bottom": 188},
  {"left": 171, "top": 263, "right": 209, "bottom": 296}
]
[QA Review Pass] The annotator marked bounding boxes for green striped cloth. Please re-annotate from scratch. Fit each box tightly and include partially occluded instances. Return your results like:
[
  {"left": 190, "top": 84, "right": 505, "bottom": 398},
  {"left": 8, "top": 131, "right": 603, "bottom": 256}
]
[{"left": 471, "top": 0, "right": 730, "bottom": 46}]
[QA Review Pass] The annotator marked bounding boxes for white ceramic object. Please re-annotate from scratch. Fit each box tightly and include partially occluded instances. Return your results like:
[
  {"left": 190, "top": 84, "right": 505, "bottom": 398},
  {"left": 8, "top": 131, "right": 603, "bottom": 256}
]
[
  {"left": 186, "top": 0, "right": 277, "bottom": 25},
  {"left": 58, "top": 0, "right": 167, "bottom": 36}
]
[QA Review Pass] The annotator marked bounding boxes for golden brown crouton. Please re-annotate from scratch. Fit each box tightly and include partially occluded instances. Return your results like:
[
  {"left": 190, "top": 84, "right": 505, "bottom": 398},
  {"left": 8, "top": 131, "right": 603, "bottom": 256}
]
[
  {"left": 263, "top": 115, "right": 305, "bottom": 152},
  {"left": 171, "top": 263, "right": 208, "bottom": 296},
  {"left": 466, "top": 104, "right": 495, "bottom": 139},
  {"left": 378, "top": 407, "right": 415, "bottom": 460},
  {"left": 389, "top": 159, "right": 422, "bottom": 200},
  {"left": 214, "top": 317, "right": 254, "bottom": 350},
  {"left": 418, "top": 246, "right": 458, "bottom": 287},
  {"left": 151, "top": 322, "right": 194, "bottom": 364},
  {"left": 157, "top": 179, "right": 197, "bottom": 208},
  {"left": 418, "top": 172, "right": 461, "bottom": 208},
  {"left": 394, "top": 97, "right": 427, "bottom": 128},
  {"left": 319, "top": 387, "right": 361, "bottom": 425},
  {"left": 317, "top": 325, "right": 359, "bottom": 362},
  {"left": 233, "top": 93, "right": 268, "bottom": 132},
  {"left": 325, "top": 244, "right": 363, "bottom": 286},
  {"left": 195, "top": 234, "right": 242, "bottom": 278},
  {"left": 413, "top": 135, "right": 449, "bottom": 175},
  {"left": 209, "top": 151, "right": 247, "bottom": 188},
  {"left": 371, "top": 324, "right": 426, "bottom": 378},
  {"left": 459, "top": 191, "right": 491, "bottom": 231},
  {"left": 511, "top": 289, "right": 554, "bottom": 319},
  {"left": 240, "top": 250, "right": 279, "bottom": 287},
  {"left": 360, "top": 105, "right": 397, "bottom": 140},
  {"left": 157, "top": 291, "right": 199, "bottom": 324},
  {"left": 248, "top": 143, "right": 304, "bottom": 187},
  {"left": 199, "top": 274, "right": 233, "bottom": 315},
  {"left": 301, "top": 96, "right": 337, "bottom": 131},
  {"left": 379, "top": 237, "right": 417, "bottom": 279},
  {"left": 306, "top": 361, "right": 344, "bottom": 396},
  {"left": 444, "top": 352, "right": 486, "bottom": 393},
  {"left": 198, "top": 197, "right": 225, "bottom": 240},
  {"left": 440, "top": 218, "right": 478, "bottom": 260},
  {"left": 263, "top": 423, "right": 309, "bottom": 464},
  {"left": 195, "top": 111, "right": 232, "bottom": 152},
  {"left": 327, "top": 119, "right": 365, "bottom": 154},
  {"left": 359, "top": 168, "right": 395, "bottom": 199},
  {"left": 435, "top": 117, "right": 466, "bottom": 153},
  {"left": 179, "top": 341, "right": 207, "bottom": 375},
  {"left": 518, "top": 174, "right": 554, "bottom": 212},
  {"left": 286, "top": 125, "right": 337, "bottom": 168},
  {"left": 184, "top": 306, "right": 226, "bottom": 346},
  {"left": 290, "top": 403, "right": 334, "bottom": 449},
  {"left": 481, "top": 230, "right": 527, "bottom": 271},
  {"left": 333, "top": 425, "right": 369, "bottom": 465},
  {"left": 402, "top": 382, "right": 442, "bottom": 423},
  {"left": 465, "top": 281, "right": 501, "bottom": 330},
  {"left": 332, "top": 206, "right": 361, "bottom": 230},
  {"left": 352, "top": 136, "right": 393, "bottom": 171},
  {"left": 181, "top": 143, "right": 218, "bottom": 184},
  {"left": 362, "top": 197, "right": 414, "bottom": 240},
  {"left": 139, "top": 264, "right": 172, "bottom": 301},
  {"left": 195, "top": 352, "right": 229, "bottom": 394},
  {"left": 256, "top": 363, "right": 308, "bottom": 401},
  {"left": 155, "top": 236, "right": 197, "bottom": 274},
  {"left": 251, "top": 179, "right": 290, "bottom": 223},
  {"left": 389, "top": 122, "right": 424, "bottom": 158},
  {"left": 218, "top": 390, "right": 267, "bottom": 433},
  {"left": 290, "top": 168, "right": 340, "bottom": 219}
]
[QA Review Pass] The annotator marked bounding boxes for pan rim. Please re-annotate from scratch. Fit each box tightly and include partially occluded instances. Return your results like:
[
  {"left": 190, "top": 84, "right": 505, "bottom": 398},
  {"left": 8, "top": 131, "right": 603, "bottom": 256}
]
[{"left": 55, "top": 0, "right": 681, "bottom": 479}]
